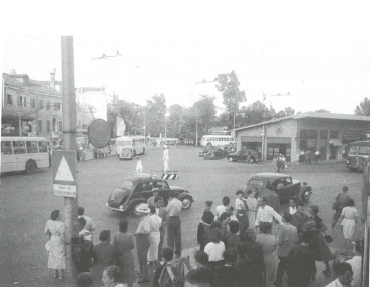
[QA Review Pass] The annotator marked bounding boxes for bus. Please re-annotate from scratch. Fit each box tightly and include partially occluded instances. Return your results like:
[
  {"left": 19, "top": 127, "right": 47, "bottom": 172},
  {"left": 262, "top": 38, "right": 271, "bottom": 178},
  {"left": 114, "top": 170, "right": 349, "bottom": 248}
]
[
  {"left": 116, "top": 136, "right": 146, "bottom": 157},
  {"left": 200, "top": 135, "right": 236, "bottom": 147},
  {"left": 1, "top": 137, "right": 49, "bottom": 173},
  {"left": 346, "top": 140, "right": 370, "bottom": 171}
]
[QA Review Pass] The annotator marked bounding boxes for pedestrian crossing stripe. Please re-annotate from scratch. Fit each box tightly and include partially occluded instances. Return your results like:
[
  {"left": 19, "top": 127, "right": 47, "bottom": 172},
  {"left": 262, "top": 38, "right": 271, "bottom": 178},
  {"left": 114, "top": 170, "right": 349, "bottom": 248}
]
[
  {"left": 55, "top": 156, "right": 74, "bottom": 182},
  {"left": 161, "top": 171, "right": 179, "bottom": 180}
]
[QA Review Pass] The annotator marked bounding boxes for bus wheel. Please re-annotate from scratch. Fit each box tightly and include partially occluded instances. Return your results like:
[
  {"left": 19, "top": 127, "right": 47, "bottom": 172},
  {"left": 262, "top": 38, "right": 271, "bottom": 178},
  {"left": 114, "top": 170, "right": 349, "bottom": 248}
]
[
  {"left": 206, "top": 142, "right": 212, "bottom": 147},
  {"left": 25, "top": 160, "right": 37, "bottom": 174},
  {"left": 142, "top": 148, "right": 145, "bottom": 155}
]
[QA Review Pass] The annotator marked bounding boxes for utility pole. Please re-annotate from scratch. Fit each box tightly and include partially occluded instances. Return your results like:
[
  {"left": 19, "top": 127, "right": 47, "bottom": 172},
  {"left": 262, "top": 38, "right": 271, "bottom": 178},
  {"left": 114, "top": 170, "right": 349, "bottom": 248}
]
[
  {"left": 195, "top": 118, "right": 198, "bottom": 147},
  {"left": 61, "top": 36, "right": 78, "bottom": 286}
]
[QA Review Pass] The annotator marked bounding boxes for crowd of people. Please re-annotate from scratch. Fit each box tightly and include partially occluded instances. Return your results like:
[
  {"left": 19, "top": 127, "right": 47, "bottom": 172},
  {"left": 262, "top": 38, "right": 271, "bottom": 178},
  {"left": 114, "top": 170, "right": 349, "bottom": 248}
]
[{"left": 44, "top": 183, "right": 363, "bottom": 287}]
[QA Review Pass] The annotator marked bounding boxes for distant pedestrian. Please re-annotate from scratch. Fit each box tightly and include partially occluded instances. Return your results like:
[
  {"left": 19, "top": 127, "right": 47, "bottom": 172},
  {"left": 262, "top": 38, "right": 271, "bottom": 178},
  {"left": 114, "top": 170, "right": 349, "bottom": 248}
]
[
  {"left": 147, "top": 188, "right": 160, "bottom": 208},
  {"left": 290, "top": 202, "right": 310, "bottom": 242},
  {"left": 275, "top": 213, "right": 298, "bottom": 287},
  {"left": 91, "top": 230, "right": 121, "bottom": 287},
  {"left": 341, "top": 199, "right": 359, "bottom": 251},
  {"left": 255, "top": 197, "right": 282, "bottom": 229},
  {"left": 134, "top": 203, "right": 151, "bottom": 284},
  {"left": 245, "top": 189, "right": 258, "bottom": 229},
  {"left": 166, "top": 191, "right": 182, "bottom": 257},
  {"left": 197, "top": 201, "right": 214, "bottom": 250},
  {"left": 222, "top": 220, "right": 240, "bottom": 249},
  {"left": 289, "top": 198, "right": 297, "bottom": 215},
  {"left": 259, "top": 182, "right": 281, "bottom": 213},
  {"left": 287, "top": 231, "right": 316, "bottom": 287},
  {"left": 78, "top": 207, "right": 96, "bottom": 233},
  {"left": 215, "top": 196, "right": 230, "bottom": 221},
  {"left": 315, "top": 149, "right": 320, "bottom": 164},
  {"left": 163, "top": 145, "right": 170, "bottom": 173},
  {"left": 44, "top": 210, "right": 66, "bottom": 279},
  {"left": 332, "top": 186, "right": 350, "bottom": 230},
  {"left": 135, "top": 156, "right": 143, "bottom": 174},
  {"left": 235, "top": 190, "right": 247, "bottom": 215},
  {"left": 325, "top": 262, "right": 354, "bottom": 287},
  {"left": 204, "top": 228, "right": 225, "bottom": 269},
  {"left": 256, "top": 222, "right": 278, "bottom": 287},
  {"left": 148, "top": 206, "right": 162, "bottom": 265},
  {"left": 154, "top": 196, "right": 168, "bottom": 262},
  {"left": 112, "top": 219, "right": 136, "bottom": 287},
  {"left": 235, "top": 209, "right": 249, "bottom": 236},
  {"left": 299, "top": 150, "right": 305, "bottom": 163},
  {"left": 305, "top": 150, "right": 312, "bottom": 164},
  {"left": 77, "top": 217, "right": 94, "bottom": 273}
]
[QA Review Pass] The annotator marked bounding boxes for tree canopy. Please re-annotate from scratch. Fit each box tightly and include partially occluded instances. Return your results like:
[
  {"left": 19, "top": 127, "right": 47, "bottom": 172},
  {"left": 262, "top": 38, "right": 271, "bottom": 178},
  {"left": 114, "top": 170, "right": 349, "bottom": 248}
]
[{"left": 355, "top": 97, "right": 370, "bottom": 116}]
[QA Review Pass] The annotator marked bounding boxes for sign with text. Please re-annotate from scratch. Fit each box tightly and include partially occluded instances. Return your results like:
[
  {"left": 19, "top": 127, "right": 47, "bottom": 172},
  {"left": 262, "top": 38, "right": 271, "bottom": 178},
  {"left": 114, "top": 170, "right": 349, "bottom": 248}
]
[{"left": 52, "top": 151, "right": 77, "bottom": 198}]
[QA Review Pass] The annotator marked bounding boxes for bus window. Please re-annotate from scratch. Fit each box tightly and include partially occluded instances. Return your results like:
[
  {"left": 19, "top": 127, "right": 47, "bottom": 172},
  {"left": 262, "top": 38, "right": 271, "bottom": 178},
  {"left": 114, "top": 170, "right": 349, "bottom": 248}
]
[
  {"left": 231, "top": 138, "right": 235, "bottom": 141},
  {"left": 38, "top": 141, "right": 48, "bottom": 153},
  {"left": 1, "top": 141, "right": 12, "bottom": 154},
  {"left": 13, "top": 141, "right": 26, "bottom": 154},
  {"left": 359, "top": 146, "right": 370, "bottom": 155},
  {"left": 26, "top": 141, "right": 38, "bottom": 153},
  {"left": 349, "top": 145, "right": 359, "bottom": 154}
]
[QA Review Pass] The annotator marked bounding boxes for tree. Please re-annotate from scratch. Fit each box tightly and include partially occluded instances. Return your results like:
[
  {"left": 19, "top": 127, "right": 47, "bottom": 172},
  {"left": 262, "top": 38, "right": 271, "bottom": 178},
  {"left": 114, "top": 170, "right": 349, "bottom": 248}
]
[
  {"left": 355, "top": 98, "right": 370, "bottom": 116},
  {"left": 191, "top": 95, "right": 217, "bottom": 135},
  {"left": 315, "top": 109, "right": 331, "bottom": 113},
  {"left": 145, "top": 94, "right": 167, "bottom": 137},
  {"left": 215, "top": 70, "right": 246, "bottom": 130},
  {"left": 284, "top": 107, "right": 295, "bottom": 116},
  {"left": 167, "top": 104, "right": 186, "bottom": 138},
  {"left": 239, "top": 101, "right": 275, "bottom": 126}
]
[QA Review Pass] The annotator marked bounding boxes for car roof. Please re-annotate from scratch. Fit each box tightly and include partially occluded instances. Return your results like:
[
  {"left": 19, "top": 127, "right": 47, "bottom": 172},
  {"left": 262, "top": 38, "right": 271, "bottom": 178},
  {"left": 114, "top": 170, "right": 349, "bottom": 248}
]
[
  {"left": 123, "top": 173, "right": 163, "bottom": 183},
  {"left": 249, "top": 173, "right": 291, "bottom": 181}
]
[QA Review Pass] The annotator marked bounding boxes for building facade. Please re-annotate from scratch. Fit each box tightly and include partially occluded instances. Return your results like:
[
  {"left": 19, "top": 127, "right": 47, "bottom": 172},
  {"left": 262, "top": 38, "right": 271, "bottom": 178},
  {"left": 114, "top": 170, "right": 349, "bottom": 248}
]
[
  {"left": 2, "top": 70, "right": 63, "bottom": 146},
  {"left": 234, "top": 112, "right": 370, "bottom": 162}
]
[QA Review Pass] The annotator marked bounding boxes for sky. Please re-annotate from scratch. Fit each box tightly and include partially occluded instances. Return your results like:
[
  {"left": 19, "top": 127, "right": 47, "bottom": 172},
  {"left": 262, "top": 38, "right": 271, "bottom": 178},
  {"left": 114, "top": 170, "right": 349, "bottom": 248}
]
[{"left": 1, "top": 1, "right": 370, "bottom": 115}]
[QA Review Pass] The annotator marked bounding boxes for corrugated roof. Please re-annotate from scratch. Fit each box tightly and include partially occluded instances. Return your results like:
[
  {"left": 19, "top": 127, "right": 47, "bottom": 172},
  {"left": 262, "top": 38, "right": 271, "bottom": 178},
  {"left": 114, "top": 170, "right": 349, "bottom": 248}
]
[
  {"left": 3, "top": 73, "right": 61, "bottom": 96},
  {"left": 235, "top": 112, "right": 370, "bottom": 132}
]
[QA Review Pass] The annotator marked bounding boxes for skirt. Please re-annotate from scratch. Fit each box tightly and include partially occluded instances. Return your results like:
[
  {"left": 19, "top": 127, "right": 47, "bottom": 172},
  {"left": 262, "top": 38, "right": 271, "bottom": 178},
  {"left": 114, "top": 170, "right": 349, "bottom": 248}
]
[
  {"left": 248, "top": 210, "right": 256, "bottom": 229},
  {"left": 341, "top": 218, "right": 355, "bottom": 239},
  {"left": 47, "top": 235, "right": 65, "bottom": 269},
  {"left": 148, "top": 231, "right": 160, "bottom": 261}
]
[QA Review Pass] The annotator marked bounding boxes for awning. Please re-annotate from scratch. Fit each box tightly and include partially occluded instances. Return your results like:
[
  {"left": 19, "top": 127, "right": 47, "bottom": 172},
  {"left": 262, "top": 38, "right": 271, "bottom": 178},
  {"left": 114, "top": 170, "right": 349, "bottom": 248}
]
[{"left": 329, "top": 139, "right": 344, "bottom": 146}]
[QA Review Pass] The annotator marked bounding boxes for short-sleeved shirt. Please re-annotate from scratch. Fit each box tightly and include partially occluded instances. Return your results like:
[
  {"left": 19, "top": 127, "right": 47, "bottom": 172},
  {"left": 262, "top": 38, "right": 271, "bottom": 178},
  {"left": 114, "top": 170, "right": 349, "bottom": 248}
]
[
  {"left": 341, "top": 206, "right": 359, "bottom": 220},
  {"left": 204, "top": 242, "right": 225, "bottom": 262},
  {"left": 78, "top": 215, "right": 96, "bottom": 232},
  {"left": 166, "top": 198, "right": 182, "bottom": 217},
  {"left": 135, "top": 215, "right": 151, "bottom": 234}
]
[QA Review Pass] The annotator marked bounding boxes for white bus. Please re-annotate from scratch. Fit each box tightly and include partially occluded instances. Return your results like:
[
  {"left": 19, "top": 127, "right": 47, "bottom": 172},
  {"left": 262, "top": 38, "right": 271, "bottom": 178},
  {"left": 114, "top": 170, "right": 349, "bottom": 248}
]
[
  {"left": 200, "top": 135, "right": 236, "bottom": 147},
  {"left": 116, "top": 136, "right": 146, "bottom": 157},
  {"left": 1, "top": 137, "right": 49, "bottom": 173}
]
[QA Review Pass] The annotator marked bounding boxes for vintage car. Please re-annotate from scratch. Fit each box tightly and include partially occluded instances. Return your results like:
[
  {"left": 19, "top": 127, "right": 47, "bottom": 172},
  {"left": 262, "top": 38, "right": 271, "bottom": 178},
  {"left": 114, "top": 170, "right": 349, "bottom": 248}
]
[
  {"left": 199, "top": 147, "right": 210, "bottom": 157},
  {"left": 244, "top": 173, "right": 312, "bottom": 202},
  {"left": 227, "top": 150, "right": 259, "bottom": 163},
  {"left": 119, "top": 147, "right": 134, "bottom": 160},
  {"left": 105, "top": 173, "right": 194, "bottom": 216},
  {"left": 204, "top": 147, "right": 224, "bottom": 160}
]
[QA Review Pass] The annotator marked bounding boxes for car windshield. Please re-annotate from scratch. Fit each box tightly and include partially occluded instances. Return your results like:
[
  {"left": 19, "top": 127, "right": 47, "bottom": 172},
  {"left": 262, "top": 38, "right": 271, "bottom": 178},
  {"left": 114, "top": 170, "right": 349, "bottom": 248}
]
[
  {"left": 248, "top": 179, "right": 264, "bottom": 186},
  {"left": 120, "top": 180, "right": 134, "bottom": 190}
]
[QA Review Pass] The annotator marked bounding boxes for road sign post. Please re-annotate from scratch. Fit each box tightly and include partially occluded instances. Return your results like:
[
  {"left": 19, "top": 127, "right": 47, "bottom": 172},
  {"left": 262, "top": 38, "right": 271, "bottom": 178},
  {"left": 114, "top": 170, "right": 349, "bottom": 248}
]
[{"left": 52, "top": 151, "right": 77, "bottom": 197}]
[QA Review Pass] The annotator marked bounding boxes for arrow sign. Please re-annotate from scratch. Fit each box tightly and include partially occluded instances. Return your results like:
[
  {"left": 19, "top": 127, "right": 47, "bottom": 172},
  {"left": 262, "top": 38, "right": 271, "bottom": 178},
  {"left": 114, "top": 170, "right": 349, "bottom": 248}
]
[{"left": 52, "top": 151, "right": 77, "bottom": 197}]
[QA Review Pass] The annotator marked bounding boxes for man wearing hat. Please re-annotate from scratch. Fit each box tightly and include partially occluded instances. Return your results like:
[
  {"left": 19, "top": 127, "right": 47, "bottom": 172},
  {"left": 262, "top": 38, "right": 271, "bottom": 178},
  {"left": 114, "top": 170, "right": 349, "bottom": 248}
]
[
  {"left": 163, "top": 145, "right": 169, "bottom": 173},
  {"left": 136, "top": 156, "right": 143, "bottom": 174},
  {"left": 134, "top": 203, "right": 151, "bottom": 283}
]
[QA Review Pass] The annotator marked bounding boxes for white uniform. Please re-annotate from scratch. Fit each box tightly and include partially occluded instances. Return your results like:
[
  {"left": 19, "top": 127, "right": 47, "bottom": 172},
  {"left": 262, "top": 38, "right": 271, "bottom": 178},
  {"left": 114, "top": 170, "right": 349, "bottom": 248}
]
[
  {"left": 163, "top": 149, "right": 169, "bottom": 171},
  {"left": 136, "top": 160, "right": 143, "bottom": 174}
]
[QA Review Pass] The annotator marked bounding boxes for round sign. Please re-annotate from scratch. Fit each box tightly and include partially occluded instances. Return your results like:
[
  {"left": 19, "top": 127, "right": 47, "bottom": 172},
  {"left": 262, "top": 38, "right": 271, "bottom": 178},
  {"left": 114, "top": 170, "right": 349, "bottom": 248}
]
[{"left": 88, "top": 119, "right": 111, "bottom": 148}]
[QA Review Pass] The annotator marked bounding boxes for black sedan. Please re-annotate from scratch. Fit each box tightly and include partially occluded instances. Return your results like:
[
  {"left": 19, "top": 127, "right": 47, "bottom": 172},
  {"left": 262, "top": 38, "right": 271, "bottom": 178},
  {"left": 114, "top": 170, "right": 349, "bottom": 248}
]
[
  {"left": 105, "top": 173, "right": 194, "bottom": 216},
  {"left": 227, "top": 150, "right": 259, "bottom": 163}
]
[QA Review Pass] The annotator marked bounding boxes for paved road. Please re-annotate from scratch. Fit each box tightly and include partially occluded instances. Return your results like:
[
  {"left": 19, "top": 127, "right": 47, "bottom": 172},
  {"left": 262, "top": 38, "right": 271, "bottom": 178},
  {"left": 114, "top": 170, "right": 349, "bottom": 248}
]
[{"left": 0, "top": 147, "right": 364, "bottom": 287}]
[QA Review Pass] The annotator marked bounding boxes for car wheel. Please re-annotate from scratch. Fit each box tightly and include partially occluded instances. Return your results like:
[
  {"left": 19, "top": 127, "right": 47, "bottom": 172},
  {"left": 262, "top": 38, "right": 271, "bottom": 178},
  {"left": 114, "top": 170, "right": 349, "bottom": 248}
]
[
  {"left": 206, "top": 142, "right": 212, "bottom": 147},
  {"left": 228, "top": 157, "right": 233, "bottom": 162},
  {"left": 131, "top": 201, "right": 146, "bottom": 217},
  {"left": 181, "top": 197, "right": 192, "bottom": 210},
  {"left": 301, "top": 190, "right": 311, "bottom": 201},
  {"left": 25, "top": 160, "right": 37, "bottom": 174}
]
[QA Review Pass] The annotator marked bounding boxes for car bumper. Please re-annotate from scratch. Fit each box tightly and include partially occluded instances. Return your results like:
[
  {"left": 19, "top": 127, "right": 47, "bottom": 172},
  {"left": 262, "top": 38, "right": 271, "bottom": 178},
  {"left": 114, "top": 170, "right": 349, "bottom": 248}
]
[
  {"left": 119, "top": 155, "right": 133, "bottom": 159},
  {"left": 105, "top": 203, "right": 126, "bottom": 212}
]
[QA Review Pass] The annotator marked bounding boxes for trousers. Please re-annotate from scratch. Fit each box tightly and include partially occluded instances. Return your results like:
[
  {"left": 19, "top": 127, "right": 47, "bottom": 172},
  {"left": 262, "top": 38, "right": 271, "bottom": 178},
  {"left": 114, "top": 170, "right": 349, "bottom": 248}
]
[
  {"left": 167, "top": 216, "right": 181, "bottom": 255},
  {"left": 135, "top": 234, "right": 150, "bottom": 280},
  {"left": 158, "top": 229, "right": 165, "bottom": 261},
  {"left": 275, "top": 256, "right": 288, "bottom": 287}
]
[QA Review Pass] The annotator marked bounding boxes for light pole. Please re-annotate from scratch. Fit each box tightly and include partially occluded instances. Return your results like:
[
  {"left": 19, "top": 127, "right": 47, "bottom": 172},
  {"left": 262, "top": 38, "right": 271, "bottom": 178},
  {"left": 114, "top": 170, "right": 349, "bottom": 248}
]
[{"left": 164, "top": 112, "right": 170, "bottom": 144}]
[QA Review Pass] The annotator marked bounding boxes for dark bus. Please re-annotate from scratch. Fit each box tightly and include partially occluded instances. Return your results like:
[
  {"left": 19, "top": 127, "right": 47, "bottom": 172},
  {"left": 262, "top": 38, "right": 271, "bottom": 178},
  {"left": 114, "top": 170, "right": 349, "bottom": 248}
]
[{"left": 346, "top": 141, "right": 370, "bottom": 171}]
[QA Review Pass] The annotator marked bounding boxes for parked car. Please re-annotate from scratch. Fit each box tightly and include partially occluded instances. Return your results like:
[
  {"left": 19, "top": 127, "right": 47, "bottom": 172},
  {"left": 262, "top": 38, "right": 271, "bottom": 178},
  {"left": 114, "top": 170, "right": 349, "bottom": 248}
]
[
  {"left": 119, "top": 147, "right": 134, "bottom": 160},
  {"left": 199, "top": 147, "right": 210, "bottom": 157},
  {"left": 227, "top": 150, "right": 259, "bottom": 163},
  {"left": 105, "top": 173, "right": 194, "bottom": 216},
  {"left": 243, "top": 173, "right": 312, "bottom": 202},
  {"left": 204, "top": 147, "right": 224, "bottom": 160}
]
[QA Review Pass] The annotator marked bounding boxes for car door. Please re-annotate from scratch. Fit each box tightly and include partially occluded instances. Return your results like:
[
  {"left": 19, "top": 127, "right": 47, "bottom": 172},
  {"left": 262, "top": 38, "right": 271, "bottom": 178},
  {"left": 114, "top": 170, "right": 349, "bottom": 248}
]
[
  {"left": 136, "top": 181, "right": 154, "bottom": 201},
  {"left": 274, "top": 178, "right": 290, "bottom": 201},
  {"left": 153, "top": 180, "right": 170, "bottom": 206},
  {"left": 284, "top": 177, "right": 294, "bottom": 199}
]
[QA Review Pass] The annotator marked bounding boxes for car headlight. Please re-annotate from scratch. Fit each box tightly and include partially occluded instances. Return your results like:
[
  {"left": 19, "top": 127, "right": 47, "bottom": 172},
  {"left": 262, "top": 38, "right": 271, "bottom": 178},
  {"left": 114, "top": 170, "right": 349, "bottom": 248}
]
[
  {"left": 120, "top": 205, "right": 124, "bottom": 210},
  {"left": 110, "top": 195, "right": 116, "bottom": 201}
]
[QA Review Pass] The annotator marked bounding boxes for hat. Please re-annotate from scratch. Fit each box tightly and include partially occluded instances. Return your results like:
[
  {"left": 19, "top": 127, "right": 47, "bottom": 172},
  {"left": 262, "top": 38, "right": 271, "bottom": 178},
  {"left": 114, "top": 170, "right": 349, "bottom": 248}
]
[
  {"left": 164, "top": 145, "right": 168, "bottom": 149},
  {"left": 135, "top": 203, "right": 150, "bottom": 214},
  {"left": 152, "top": 188, "right": 160, "bottom": 193}
]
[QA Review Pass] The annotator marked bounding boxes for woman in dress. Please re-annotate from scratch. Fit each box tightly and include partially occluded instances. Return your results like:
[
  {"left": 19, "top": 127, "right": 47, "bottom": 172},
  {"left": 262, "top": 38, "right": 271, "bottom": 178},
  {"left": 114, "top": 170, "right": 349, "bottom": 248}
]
[
  {"left": 44, "top": 210, "right": 65, "bottom": 279},
  {"left": 92, "top": 230, "right": 121, "bottom": 287},
  {"left": 341, "top": 199, "right": 359, "bottom": 251},
  {"left": 304, "top": 205, "right": 332, "bottom": 276},
  {"left": 147, "top": 206, "right": 162, "bottom": 265},
  {"left": 204, "top": 228, "right": 225, "bottom": 269},
  {"left": 101, "top": 266, "right": 125, "bottom": 287},
  {"left": 245, "top": 189, "right": 258, "bottom": 229},
  {"left": 256, "top": 222, "right": 278, "bottom": 287},
  {"left": 112, "top": 219, "right": 136, "bottom": 287}
]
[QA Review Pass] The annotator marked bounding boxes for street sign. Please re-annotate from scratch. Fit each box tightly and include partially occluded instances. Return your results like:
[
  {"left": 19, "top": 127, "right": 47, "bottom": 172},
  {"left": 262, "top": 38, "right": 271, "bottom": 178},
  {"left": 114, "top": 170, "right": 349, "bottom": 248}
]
[
  {"left": 52, "top": 150, "right": 77, "bottom": 198},
  {"left": 88, "top": 119, "right": 111, "bottom": 148}
]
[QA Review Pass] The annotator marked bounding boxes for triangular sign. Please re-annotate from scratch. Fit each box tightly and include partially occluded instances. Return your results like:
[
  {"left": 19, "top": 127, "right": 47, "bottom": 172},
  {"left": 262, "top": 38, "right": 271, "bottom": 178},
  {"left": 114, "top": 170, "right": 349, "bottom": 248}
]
[{"left": 55, "top": 156, "right": 74, "bottom": 182}]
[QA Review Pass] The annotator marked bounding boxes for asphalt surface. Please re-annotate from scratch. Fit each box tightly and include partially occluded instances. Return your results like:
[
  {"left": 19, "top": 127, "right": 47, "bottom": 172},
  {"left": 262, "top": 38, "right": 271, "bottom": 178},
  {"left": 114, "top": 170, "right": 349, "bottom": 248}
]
[{"left": 0, "top": 146, "right": 365, "bottom": 287}]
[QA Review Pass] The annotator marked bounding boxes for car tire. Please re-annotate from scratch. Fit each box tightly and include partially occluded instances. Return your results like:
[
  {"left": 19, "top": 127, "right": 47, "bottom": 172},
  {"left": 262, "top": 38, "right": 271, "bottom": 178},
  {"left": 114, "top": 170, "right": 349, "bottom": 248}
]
[
  {"left": 131, "top": 201, "right": 147, "bottom": 217},
  {"left": 180, "top": 196, "right": 192, "bottom": 210},
  {"left": 301, "top": 190, "right": 311, "bottom": 201},
  {"left": 206, "top": 142, "right": 212, "bottom": 147},
  {"left": 25, "top": 160, "right": 37, "bottom": 174},
  {"left": 228, "top": 157, "right": 233, "bottom": 162}
]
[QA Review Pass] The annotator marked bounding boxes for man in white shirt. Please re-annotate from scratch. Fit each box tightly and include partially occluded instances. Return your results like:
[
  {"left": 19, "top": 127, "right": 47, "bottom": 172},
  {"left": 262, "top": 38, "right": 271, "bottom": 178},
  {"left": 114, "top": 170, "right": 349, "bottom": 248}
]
[
  {"left": 163, "top": 145, "right": 170, "bottom": 172},
  {"left": 78, "top": 207, "right": 96, "bottom": 233},
  {"left": 325, "top": 262, "right": 354, "bottom": 287},
  {"left": 136, "top": 156, "right": 143, "bottom": 174},
  {"left": 346, "top": 240, "right": 363, "bottom": 287},
  {"left": 289, "top": 198, "right": 297, "bottom": 215},
  {"left": 78, "top": 217, "right": 92, "bottom": 241},
  {"left": 255, "top": 197, "right": 282, "bottom": 228}
]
